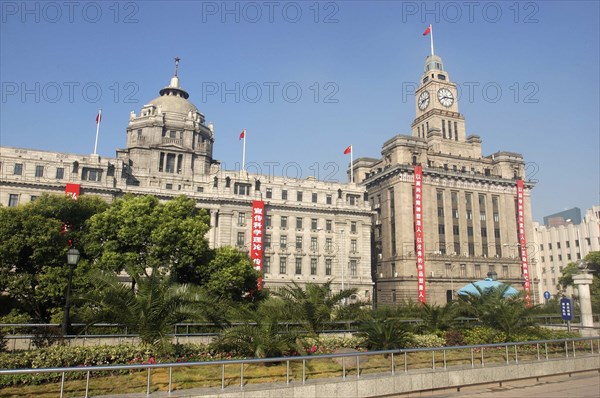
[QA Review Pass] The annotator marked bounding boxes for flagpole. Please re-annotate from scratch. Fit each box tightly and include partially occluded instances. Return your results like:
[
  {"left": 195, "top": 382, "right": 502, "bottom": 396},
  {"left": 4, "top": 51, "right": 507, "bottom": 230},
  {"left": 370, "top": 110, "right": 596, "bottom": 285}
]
[
  {"left": 93, "top": 109, "right": 101, "bottom": 155},
  {"left": 242, "top": 131, "right": 246, "bottom": 172},
  {"left": 350, "top": 145, "right": 354, "bottom": 183},
  {"left": 429, "top": 24, "right": 434, "bottom": 56}
]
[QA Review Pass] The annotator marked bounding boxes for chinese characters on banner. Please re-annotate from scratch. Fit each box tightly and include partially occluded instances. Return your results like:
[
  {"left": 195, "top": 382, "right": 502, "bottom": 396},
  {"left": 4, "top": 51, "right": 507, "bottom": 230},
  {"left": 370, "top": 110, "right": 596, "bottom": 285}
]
[
  {"left": 516, "top": 179, "right": 531, "bottom": 306},
  {"left": 65, "top": 183, "right": 80, "bottom": 200},
  {"left": 251, "top": 200, "right": 265, "bottom": 289},
  {"left": 414, "top": 166, "right": 426, "bottom": 303}
]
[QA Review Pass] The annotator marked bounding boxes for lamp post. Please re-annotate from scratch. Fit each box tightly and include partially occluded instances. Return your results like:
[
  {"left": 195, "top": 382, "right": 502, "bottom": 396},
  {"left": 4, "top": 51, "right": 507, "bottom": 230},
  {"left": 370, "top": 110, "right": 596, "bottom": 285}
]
[
  {"left": 62, "top": 247, "right": 80, "bottom": 336},
  {"left": 573, "top": 260, "right": 594, "bottom": 335}
]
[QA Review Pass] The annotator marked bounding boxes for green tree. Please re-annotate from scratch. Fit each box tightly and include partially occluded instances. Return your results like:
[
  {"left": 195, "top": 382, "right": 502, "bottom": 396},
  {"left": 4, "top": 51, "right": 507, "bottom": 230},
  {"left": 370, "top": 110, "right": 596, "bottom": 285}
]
[
  {"left": 273, "top": 281, "right": 357, "bottom": 335},
  {"left": 356, "top": 318, "right": 411, "bottom": 353},
  {"left": 416, "top": 302, "right": 458, "bottom": 333},
  {"left": 82, "top": 269, "right": 225, "bottom": 351},
  {"left": 84, "top": 195, "right": 212, "bottom": 282},
  {"left": 205, "top": 246, "right": 261, "bottom": 302},
  {"left": 0, "top": 194, "right": 107, "bottom": 321},
  {"left": 558, "top": 251, "right": 600, "bottom": 312}
]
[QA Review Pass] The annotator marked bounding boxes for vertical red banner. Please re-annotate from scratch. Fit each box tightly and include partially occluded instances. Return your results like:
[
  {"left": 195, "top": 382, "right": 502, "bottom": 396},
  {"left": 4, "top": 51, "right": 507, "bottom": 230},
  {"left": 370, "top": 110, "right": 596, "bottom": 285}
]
[
  {"left": 414, "top": 166, "right": 426, "bottom": 303},
  {"left": 65, "top": 183, "right": 80, "bottom": 200},
  {"left": 516, "top": 179, "right": 531, "bottom": 306},
  {"left": 251, "top": 200, "right": 265, "bottom": 289}
]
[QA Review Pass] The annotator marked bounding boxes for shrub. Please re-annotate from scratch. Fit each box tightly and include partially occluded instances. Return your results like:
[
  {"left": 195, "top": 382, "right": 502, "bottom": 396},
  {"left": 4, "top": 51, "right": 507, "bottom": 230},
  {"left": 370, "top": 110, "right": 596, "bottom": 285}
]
[
  {"left": 356, "top": 319, "right": 411, "bottom": 352},
  {"left": 463, "top": 327, "right": 507, "bottom": 345},
  {"left": 443, "top": 329, "right": 465, "bottom": 346},
  {"left": 408, "top": 333, "right": 446, "bottom": 348}
]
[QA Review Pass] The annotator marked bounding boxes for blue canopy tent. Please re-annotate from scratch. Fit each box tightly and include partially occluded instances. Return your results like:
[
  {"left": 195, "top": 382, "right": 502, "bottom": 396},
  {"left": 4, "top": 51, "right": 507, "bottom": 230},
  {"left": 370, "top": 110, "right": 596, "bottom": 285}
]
[{"left": 457, "top": 278, "right": 519, "bottom": 297}]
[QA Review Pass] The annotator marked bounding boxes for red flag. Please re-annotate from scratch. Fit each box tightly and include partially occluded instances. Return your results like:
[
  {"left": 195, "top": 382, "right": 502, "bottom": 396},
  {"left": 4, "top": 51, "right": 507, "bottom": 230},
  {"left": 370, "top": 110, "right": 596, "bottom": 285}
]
[
  {"left": 343, "top": 145, "right": 352, "bottom": 155},
  {"left": 422, "top": 25, "right": 431, "bottom": 36},
  {"left": 96, "top": 111, "right": 101, "bottom": 124},
  {"left": 239, "top": 129, "right": 246, "bottom": 140}
]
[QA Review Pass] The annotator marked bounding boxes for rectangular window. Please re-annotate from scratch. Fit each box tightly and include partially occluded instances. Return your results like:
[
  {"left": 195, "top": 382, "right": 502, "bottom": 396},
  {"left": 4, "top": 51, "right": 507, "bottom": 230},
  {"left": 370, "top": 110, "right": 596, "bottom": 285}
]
[
  {"left": 453, "top": 225, "right": 459, "bottom": 235},
  {"left": 263, "top": 257, "right": 271, "bottom": 274},
  {"left": 238, "top": 212, "right": 245, "bottom": 226},
  {"left": 567, "top": 253, "right": 571, "bottom": 260},
  {"left": 557, "top": 242, "right": 561, "bottom": 249},
  {"left": 481, "top": 227, "right": 487, "bottom": 237},
  {"left": 279, "top": 258, "right": 287, "bottom": 274},
  {"left": 351, "top": 239, "right": 357, "bottom": 252},
  {"left": 480, "top": 212, "right": 486, "bottom": 221},
  {"left": 55, "top": 167, "right": 64, "bottom": 179},
  {"left": 438, "top": 224, "right": 445, "bottom": 234},
  {"left": 325, "top": 259, "right": 332, "bottom": 275},
  {"left": 325, "top": 238, "right": 333, "bottom": 251},
  {"left": 296, "top": 217, "right": 303, "bottom": 230},
  {"left": 467, "top": 227, "right": 473, "bottom": 236},
  {"left": 265, "top": 215, "right": 272, "bottom": 228},
  {"left": 326, "top": 220, "right": 332, "bottom": 232},
  {"left": 451, "top": 191, "right": 458, "bottom": 206},
  {"left": 280, "top": 235, "right": 287, "bottom": 249},
  {"left": 312, "top": 193, "right": 318, "bottom": 203},
  {"left": 474, "top": 264, "right": 481, "bottom": 278},
  {"left": 466, "top": 210, "right": 473, "bottom": 220},
  {"left": 493, "top": 213, "right": 499, "bottom": 223},
  {"left": 264, "top": 234, "right": 271, "bottom": 248},
  {"left": 295, "top": 236, "right": 303, "bottom": 250},
  {"left": 566, "top": 241, "right": 570, "bottom": 248},
  {"left": 326, "top": 194, "right": 332, "bottom": 205},
  {"left": 310, "top": 237, "right": 318, "bottom": 251},
  {"left": 234, "top": 183, "right": 251, "bottom": 195},
  {"left": 282, "top": 190, "right": 288, "bottom": 200},
  {"left": 165, "top": 153, "right": 176, "bottom": 173},
  {"left": 350, "top": 260, "right": 357, "bottom": 276},
  {"left": 438, "top": 207, "right": 444, "bottom": 217},
  {"left": 310, "top": 258, "right": 317, "bottom": 275},
  {"left": 8, "top": 194, "right": 19, "bottom": 207},
  {"left": 351, "top": 221, "right": 357, "bottom": 234},
  {"left": 558, "top": 254, "right": 562, "bottom": 261},
  {"left": 281, "top": 216, "right": 288, "bottom": 228},
  {"left": 266, "top": 188, "right": 272, "bottom": 199},
  {"left": 549, "top": 243, "right": 553, "bottom": 250},
  {"left": 297, "top": 191, "right": 303, "bottom": 201},
  {"left": 237, "top": 232, "right": 245, "bottom": 246},
  {"left": 35, "top": 165, "right": 44, "bottom": 177},
  {"left": 295, "top": 258, "right": 302, "bottom": 274},
  {"left": 13, "top": 163, "right": 23, "bottom": 175},
  {"left": 311, "top": 218, "right": 318, "bottom": 230},
  {"left": 82, "top": 167, "right": 102, "bottom": 182}
]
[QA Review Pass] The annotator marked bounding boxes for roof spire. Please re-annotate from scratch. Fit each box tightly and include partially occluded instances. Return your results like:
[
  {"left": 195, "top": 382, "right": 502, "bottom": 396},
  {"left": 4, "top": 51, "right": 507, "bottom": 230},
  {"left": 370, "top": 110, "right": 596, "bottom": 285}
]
[{"left": 174, "top": 56, "right": 180, "bottom": 77}]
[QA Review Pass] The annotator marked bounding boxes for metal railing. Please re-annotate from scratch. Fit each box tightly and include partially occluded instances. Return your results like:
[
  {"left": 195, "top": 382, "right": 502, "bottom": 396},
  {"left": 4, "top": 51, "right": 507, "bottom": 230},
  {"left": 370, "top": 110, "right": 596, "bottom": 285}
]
[{"left": 1, "top": 337, "right": 598, "bottom": 397}]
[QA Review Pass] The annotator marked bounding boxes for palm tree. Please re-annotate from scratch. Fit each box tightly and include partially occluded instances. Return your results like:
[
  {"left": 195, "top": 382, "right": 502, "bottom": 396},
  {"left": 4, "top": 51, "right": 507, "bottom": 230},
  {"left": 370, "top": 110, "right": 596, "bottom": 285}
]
[
  {"left": 273, "top": 281, "right": 357, "bottom": 335},
  {"left": 356, "top": 318, "right": 411, "bottom": 354},
  {"left": 416, "top": 302, "right": 458, "bottom": 333},
  {"left": 81, "top": 269, "right": 226, "bottom": 351}
]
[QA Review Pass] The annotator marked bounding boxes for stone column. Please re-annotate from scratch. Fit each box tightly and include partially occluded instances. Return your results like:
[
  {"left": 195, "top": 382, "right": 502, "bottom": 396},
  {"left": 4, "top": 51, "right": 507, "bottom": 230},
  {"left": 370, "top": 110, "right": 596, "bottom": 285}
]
[{"left": 573, "top": 271, "right": 594, "bottom": 336}]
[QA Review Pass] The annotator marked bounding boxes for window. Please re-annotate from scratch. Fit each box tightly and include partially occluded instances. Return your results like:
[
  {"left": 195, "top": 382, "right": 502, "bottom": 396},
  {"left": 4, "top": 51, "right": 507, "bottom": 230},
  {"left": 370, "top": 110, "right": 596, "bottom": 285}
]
[
  {"left": 453, "top": 209, "right": 459, "bottom": 219},
  {"left": 586, "top": 237, "right": 591, "bottom": 245},
  {"left": 310, "top": 237, "right": 318, "bottom": 251},
  {"left": 453, "top": 225, "right": 459, "bottom": 235},
  {"left": 82, "top": 167, "right": 102, "bottom": 181},
  {"left": 56, "top": 167, "right": 64, "bottom": 179},
  {"left": 295, "top": 258, "right": 302, "bottom": 274},
  {"left": 311, "top": 218, "right": 318, "bottom": 230},
  {"left": 166, "top": 183, "right": 173, "bottom": 190},
  {"left": 350, "top": 260, "right": 357, "bottom": 276},
  {"left": 281, "top": 190, "right": 288, "bottom": 200},
  {"left": 264, "top": 234, "right": 271, "bottom": 248},
  {"left": 493, "top": 213, "right": 499, "bottom": 223},
  {"left": 297, "top": 191, "right": 303, "bottom": 201},
  {"left": 326, "top": 220, "right": 332, "bottom": 232},
  {"left": 481, "top": 227, "right": 487, "bottom": 237},
  {"left": 281, "top": 216, "right": 288, "bottom": 228},
  {"left": 279, "top": 257, "right": 287, "bottom": 274},
  {"left": 310, "top": 258, "right": 317, "bottom": 275},
  {"left": 575, "top": 239, "right": 579, "bottom": 247},
  {"left": 35, "top": 165, "right": 44, "bottom": 177},
  {"left": 466, "top": 210, "right": 473, "bottom": 220},
  {"left": 325, "top": 259, "right": 332, "bottom": 275},
  {"left": 494, "top": 228, "right": 500, "bottom": 239},
  {"left": 238, "top": 212, "right": 246, "bottom": 226},
  {"left": 351, "top": 221, "right": 357, "bottom": 234},
  {"left": 460, "top": 264, "right": 466, "bottom": 277},
  {"left": 557, "top": 242, "right": 561, "bottom": 249},
  {"left": 312, "top": 193, "right": 318, "bottom": 203},
  {"left": 549, "top": 243, "right": 553, "bottom": 250},
  {"left": 480, "top": 212, "right": 486, "bottom": 221},
  {"left": 467, "top": 227, "right": 473, "bottom": 236},
  {"left": 295, "top": 236, "right": 303, "bottom": 250},
  {"left": 567, "top": 253, "right": 571, "bottom": 260},
  {"left": 265, "top": 215, "right": 272, "bottom": 228},
  {"left": 558, "top": 254, "right": 562, "bottom": 261},
  {"left": 351, "top": 239, "right": 357, "bottom": 252},
  {"left": 566, "top": 241, "right": 570, "bottom": 248},
  {"left": 451, "top": 192, "right": 458, "bottom": 206},
  {"left": 391, "top": 262, "right": 396, "bottom": 277},
  {"left": 474, "top": 264, "right": 481, "bottom": 278},
  {"left": 502, "top": 265, "right": 509, "bottom": 278},
  {"left": 266, "top": 188, "right": 272, "bottom": 199},
  {"left": 30, "top": 196, "right": 38, "bottom": 202},
  {"left": 438, "top": 224, "right": 445, "bottom": 234},
  {"left": 263, "top": 257, "right": 271, "bottom": 274},
  {"left": 165, "top": 153, "right": 176, "bottom": 173},
  {"left": 225, "top": 177, "right": 231, "bottom": 188},
  {"left": 438, "top": 207, "right": 444, "bottom": 217},
  {"left": 326, "top": 194, "right": 332, "bottom": 205},
  {"left": 325, "top": 238, "right": 333, "bottom": 251},
  {"left": 237, "top": 232, "right": 245, "bottom": 246},
  {"left": 8, "top": 194, "right": 19, "bottom": 207},
  {"left": 280, "top": 235, "right": 287, "bottom": 249},
  {"left": 296, "top": 217, "right": 303, "bottom": 230},
  {"left": 234, "top": 183, "right": 251, "bottom": 195},
  {"left": 13, "top": 163, "right": 23, "bottom": 175}
]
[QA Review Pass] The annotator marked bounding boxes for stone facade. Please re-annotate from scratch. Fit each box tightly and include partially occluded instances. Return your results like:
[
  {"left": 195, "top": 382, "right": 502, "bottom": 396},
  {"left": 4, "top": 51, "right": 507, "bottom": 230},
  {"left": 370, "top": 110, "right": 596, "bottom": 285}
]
[
  {"left": 0, "top": 65, "right": 374, "bottom": 302},
  {"left": 352, "top": 54, "right": 537, "bottom": 305}
]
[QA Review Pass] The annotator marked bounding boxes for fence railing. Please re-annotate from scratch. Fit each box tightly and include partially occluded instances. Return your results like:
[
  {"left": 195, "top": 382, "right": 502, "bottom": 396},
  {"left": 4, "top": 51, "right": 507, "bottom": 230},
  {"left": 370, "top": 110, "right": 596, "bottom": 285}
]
[{"left": 1, "top": 337, "right": 599, "bottom": 398}]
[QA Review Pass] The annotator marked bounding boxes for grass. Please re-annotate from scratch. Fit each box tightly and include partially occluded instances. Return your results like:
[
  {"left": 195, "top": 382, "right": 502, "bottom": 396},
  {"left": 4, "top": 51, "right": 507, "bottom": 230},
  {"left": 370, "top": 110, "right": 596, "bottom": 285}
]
[{"left": 1, "top": 343, "right": 594, "bottom": 397}]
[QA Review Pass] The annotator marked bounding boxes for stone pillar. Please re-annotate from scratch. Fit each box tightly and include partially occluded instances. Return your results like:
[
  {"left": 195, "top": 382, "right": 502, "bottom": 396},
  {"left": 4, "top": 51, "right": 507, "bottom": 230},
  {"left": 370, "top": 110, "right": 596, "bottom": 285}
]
[{"left": 573, "top": 272, "right": 594, "bottom": 336}]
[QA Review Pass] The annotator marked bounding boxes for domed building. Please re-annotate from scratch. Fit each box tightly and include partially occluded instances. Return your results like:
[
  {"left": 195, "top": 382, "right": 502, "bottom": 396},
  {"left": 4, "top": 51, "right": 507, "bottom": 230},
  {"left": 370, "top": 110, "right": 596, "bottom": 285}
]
[{"left": 0, "top": 60, "right": 375, "bottom": 301}]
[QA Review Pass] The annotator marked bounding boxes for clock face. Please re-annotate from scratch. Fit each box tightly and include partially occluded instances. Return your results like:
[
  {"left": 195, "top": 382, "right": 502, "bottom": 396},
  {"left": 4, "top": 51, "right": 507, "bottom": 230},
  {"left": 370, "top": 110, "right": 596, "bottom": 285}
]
[
  {"left": 437, "top": 88, "right": 454, "bottom": 107},
  {"left": 418, "top": 91, "right": 430, "bottom": 110}
]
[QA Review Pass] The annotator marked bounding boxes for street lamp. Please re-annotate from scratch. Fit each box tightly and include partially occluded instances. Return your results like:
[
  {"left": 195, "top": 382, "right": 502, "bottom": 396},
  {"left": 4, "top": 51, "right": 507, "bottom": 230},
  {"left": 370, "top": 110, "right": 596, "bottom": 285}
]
[{"left": 62, "top": 247, "right": 80, "bottom": 336}]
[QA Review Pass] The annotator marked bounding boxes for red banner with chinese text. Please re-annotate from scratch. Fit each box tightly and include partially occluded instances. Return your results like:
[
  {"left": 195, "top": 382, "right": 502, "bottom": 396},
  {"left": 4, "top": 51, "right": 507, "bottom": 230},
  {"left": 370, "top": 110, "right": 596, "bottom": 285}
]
[
  {"left": 414, "top": 166, "right": 426, "bottom": 303},
  {"left": 251, "top": 201, "right": 265, "bottom": 289},
  {"left": 65, "top": 183, "right": 80, "bottom": 200},
  {"left": 516, "top": 179, "right": 531, "bottom": 306}
]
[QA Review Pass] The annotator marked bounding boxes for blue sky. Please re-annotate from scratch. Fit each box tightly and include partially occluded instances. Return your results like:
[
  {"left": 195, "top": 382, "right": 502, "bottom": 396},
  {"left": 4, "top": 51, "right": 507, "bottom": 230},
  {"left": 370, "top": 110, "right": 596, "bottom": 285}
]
[{"left": 1, "top": 1, "right": 598, "bottom": 222}]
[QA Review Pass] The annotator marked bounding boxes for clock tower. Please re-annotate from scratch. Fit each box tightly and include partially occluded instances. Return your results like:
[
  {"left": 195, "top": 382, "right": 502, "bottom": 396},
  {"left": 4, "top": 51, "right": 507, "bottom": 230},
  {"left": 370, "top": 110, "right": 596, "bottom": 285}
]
[{"left": 411, "top": 54, "right": 467, "bottom": 147}]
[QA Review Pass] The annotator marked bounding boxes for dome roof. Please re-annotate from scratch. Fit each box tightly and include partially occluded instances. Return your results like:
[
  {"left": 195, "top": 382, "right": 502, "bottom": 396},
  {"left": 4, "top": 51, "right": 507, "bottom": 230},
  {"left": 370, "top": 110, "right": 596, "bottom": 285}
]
[{"left": 147, "top": 92, "right": 198, "bottom": 116}]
